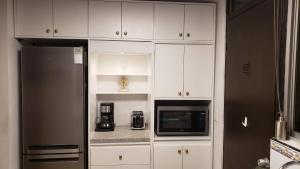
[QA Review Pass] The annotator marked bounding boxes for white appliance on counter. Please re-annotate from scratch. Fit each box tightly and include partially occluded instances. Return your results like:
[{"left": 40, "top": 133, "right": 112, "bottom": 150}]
[{"left": 270, "top": 139, "right": 300, "bottom": 169}]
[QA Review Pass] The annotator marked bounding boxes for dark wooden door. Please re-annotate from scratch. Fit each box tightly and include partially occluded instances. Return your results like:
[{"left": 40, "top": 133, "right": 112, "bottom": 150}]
[{"left": 224, "top": 0, "right": 276, "bottom": 168}]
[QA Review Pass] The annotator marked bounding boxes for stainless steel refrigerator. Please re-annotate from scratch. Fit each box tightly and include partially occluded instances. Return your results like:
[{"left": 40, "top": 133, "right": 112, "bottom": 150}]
[{"left": 21, "top": 47, "right": 86, "bottom": 169}]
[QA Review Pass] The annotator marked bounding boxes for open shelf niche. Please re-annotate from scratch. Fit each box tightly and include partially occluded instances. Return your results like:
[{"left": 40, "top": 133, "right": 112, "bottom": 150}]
[{"left": 88, "top": 41, "right": 154, "bottom": 140}]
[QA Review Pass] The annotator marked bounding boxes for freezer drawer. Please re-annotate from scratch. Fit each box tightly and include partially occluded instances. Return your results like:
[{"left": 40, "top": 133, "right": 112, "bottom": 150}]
[{"left": 23, "top": 153, "right": 84, "bottom": 169}]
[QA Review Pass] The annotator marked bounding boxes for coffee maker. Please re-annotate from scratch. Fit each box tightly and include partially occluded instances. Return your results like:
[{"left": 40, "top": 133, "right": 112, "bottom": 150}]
[{"left": 95, "top": 102, "right": 115, "bottom": 131}]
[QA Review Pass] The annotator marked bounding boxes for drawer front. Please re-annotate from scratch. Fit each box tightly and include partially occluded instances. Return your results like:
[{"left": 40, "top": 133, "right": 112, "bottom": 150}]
[
  {"left": 91, "top": 145, "right": 150, "bottom": 166},
  {"left": 119, "top": 146, "right": 151, "bottom": 165},
  {"left": 91, "top": 146, "right": 120, "bottom": 165},
  {"left": 91, "top": 165, "right": 150, "bottom": 169}
]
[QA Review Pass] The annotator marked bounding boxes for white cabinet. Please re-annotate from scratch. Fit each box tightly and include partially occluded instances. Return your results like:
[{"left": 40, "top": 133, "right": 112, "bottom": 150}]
[
  {"left": 53, "top": 0, "right": 88, "bottom": 37},
  {"left": 89, "top": 2, "right": 153, "bottom": 40},
  {"left": 183, "top": 143, "right": 212, "bottom": 169},
  {"left": 122, "top": 2, "right": 153, "bottom": 39},
  {"left": 155, "top": 44, "right": 184, "bottom": 98},
  {"left": 15, "top": 0, "right": 53, "bottom": 37},
  {"left": 91, "top": 145, "right": 150, "bottom": 168},
  {"left": 184, "top": 45, "right": 214, "bottom": 98},
  {"left": 155, "top": 44, "right": 214, "bottom": 99},
  {"left": 154, "top": 144, "right": 182, "bottom": 169},
  {"left": 184, "top": 5, "right": 215, "bottom": 41},
  {"left": 89, "top": 1, "right": 121, "bottom": 39},
  {"left": 154, "top": 3, "right": 215, "bottom": 41},
  {"left": 15, "top": 0, "right": 88, "bottom": 38},
  {"left": 154, "top": 142, "right": 212, "bottom": 169},
  {"left": 154, "top": 4, "right": 184, "bottom": 40}
]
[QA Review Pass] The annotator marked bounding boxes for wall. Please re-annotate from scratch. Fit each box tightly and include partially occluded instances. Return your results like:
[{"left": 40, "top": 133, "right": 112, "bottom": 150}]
[
  {"left": 0, "top": 0, "right": 10, "bottom": 168},
  {"left": 0, "top": 0, "right": 21, "bottom": 169}
]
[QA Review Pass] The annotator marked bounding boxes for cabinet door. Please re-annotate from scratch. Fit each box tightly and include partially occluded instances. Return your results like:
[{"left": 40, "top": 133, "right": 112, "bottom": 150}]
[
  {"left": 15, "top": 0, "right": 52, "bottom": 37},
  {"left": 119, "top": 146, "right": 150, "bottom": 165},
  {"left": 184, "top": 45, "right": 214, "bottom": 99},
  {"left": 184, "top": 4, "right": 215, "bottom": 41},
  {"left": 122, "top": 2, "right": 153, "bottom": 39},
  {"left": 90, "top": 146, "right": 120, "bottom": 165},
  {"left": 154, "top": 4, "right": 184, "bottom": 40},
  {"left": 53, "top": 0, "right": 88, "bottom": 37},
  {"left": 183, "top": 142, "right": 212, "bottom": 169},
  {"left": 155, "top": 44, "right": 184, "bottom": 98},
  {"left": 154, "top": 144, "right": 182, "bottom": 169},
  {"left": 89, "top": 1, "right": 121, "bottom": 39}
]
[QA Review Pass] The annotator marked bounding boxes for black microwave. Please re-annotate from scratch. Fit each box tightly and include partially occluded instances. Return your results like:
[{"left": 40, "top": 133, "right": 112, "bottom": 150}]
[{"left": 155, "top": 106, "right": 209, "bottom": 136}]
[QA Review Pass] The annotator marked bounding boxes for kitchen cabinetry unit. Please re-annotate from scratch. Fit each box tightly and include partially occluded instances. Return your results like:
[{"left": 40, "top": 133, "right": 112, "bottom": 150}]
[
  {"left": 15, "top": 0, "right": 53, "bottom": 37},
  {"left": 15, "top": 0, "right": 88, "bottom": 38},
  {"left": 89, "top": 1, "right": 121, "bottom": 39},
  {"left": 155, "top": 44, "right": 214, "bottom": 99},
  {"left": 154, "top": 4, "right": 184, "bottom": 40},
  {"left": 89, "top": 2, "right": 153, "bottom": 40},
  {"left": 53, "top": 0, "right": 88, "bottom": 37},
  {"left": 154, "top": 3, "right": 215, "bottom": 41},
  {"left": 154, "top": 142, "right": 212, "bottom": 169},
  {"left": 91, "top": 145, "right": 151, "bottom": 169}
]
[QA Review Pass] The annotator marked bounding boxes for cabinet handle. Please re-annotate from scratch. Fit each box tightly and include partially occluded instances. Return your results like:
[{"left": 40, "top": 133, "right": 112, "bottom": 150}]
[
  {"left": 185, "top": 149, "right": 189, "bottom": 154},
  {"left": 178, "top": 92, "right": 182, "bottom": 96},
  {"left": 187, "top": 33, "right": 190, "bottom": 37},
  {"left": 54, "top": 29, "right": 58, "bottom": 34},
  {"left": 116, "top": 31, "right": 119, "bottom": 35},
  {"left": 124, "top": 31, "right": 127, "bottom": 36},
  {"left": 119, "top": 155, "right": 122, "bottom": 160},
  {"left": 178, "top": 149, "right": 181, "bottom": 155},
  {"left": 186, "top": 91, "right": 190, "bottom": 96},
  {"left": 46, "top": 29, "right": 50, "bottom": 33},
  {"left": 179, "top": 33, "right": 183, "bottom": 37}
]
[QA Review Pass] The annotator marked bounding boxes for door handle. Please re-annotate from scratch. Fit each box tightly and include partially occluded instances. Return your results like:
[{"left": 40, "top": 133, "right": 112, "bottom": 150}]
[{"left": 242, "top": 117, "right": 248, "bottom": 127}]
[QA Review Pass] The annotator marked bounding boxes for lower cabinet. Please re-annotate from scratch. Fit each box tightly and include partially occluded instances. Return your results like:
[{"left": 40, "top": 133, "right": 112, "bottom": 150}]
[
  {"left": 90, "top": 145, "right": 151, "bottom": 169},
  {"left": 91, "top": 165, "right": 150, "bottom": 169},
  {"left": 154, "top": 141, "right": 212, "bottom": 169}
]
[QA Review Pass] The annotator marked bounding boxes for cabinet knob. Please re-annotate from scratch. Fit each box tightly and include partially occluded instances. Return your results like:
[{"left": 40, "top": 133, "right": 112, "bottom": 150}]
[
  {"left": 178, "top": 149, "right": 182, "bottom": 155},
  {"left": 119, "top": 155, "right": 122, "bottom": 160},
  {"left": 124, "top": 31, "right": 127, "bottom": 36},
  {"left": 46, "top": 29, "right": 50, "bottom": 33},
  {"left": 54, "top": 29, "right": 58, "bottom": 34},
  {"left": 178, "top": 92, "right": 182, "bottom": 96},
  {"left": 186, "top": 91, "right": 190, "bottom": 96},
  {"left": 187, "top": 33, "right": 190, "bottom": 37},
  {"left": 179, "top": 33, "right": 183, "bottom": 37},
  {"left": 185, "top": 149, "right": 189, "bottom": 154},
  {"left": 116, "top": 31, "right": 119, "bottom": 35}
]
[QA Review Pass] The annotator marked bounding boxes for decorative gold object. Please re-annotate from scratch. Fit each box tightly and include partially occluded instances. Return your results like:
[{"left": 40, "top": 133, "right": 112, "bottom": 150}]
[{"left": 119, "top": 76, "right": 129, "bottom": 92}]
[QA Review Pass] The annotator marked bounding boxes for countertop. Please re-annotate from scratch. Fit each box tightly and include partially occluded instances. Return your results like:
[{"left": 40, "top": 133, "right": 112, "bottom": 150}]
[{"left": 90, "top": 126, "right": 150, "bottom": 144}]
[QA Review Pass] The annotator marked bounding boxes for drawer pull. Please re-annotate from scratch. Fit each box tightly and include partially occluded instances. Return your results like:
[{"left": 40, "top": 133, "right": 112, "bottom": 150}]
[
  {"left": 178, "top": 149, "right": 181, "bottom": 155},
  {"left": 119, "top": 155, "right": 122, "bottom": 160},
  {"left": 185, "top": 149, "right": 189, "bottom": 154}
]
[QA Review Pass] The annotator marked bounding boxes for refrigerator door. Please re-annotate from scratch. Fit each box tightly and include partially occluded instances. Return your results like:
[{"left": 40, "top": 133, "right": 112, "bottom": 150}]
[
  {"left": 21, "top": 47, "right": 85, "bottom": 153},
  {"left": 23, "top": 153, "right": 84, "bottom": 169}
]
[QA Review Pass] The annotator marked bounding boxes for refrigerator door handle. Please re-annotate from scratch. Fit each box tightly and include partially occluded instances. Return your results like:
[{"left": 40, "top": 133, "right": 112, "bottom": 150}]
[
  {"left": 27, "top": 148, "right": 80, "bottom": 155},
  {"left": 28, "top": 153, "right": 80, "bottom": 162}
]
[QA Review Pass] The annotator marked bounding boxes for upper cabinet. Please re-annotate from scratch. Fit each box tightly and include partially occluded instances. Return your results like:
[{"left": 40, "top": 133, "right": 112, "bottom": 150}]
[
  {"left": 15, "top": 1, "right": 214, "bottom": 40},
  {"left": 155, "top": 44, "right": 214, "bottom": 99},
  {"left": 15, "top": 0, "right": 53, "bottom": 37},
  {"left": 184, "top": 5, "right": 215, "bottom": 41},
  {"left": 89, "top": 2, "right": 153, "bottom": 40},
  {"left": 89, "top": 1, "right": 122, "bottom": 39},
  {"left": 154, "top": 4, "right": 184, "bottom": 40},
  {"left": 15, "top": 0, "right": 88, "bottom": 38},
  {"left": 53, "top": 0, "right": 88, "bottom": 37},
  {"left": 154, "top": 3, "right": 215, "bottom": 41},
  {"left": 122, "top": 2, "right": 154, "bottom": 40}
]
